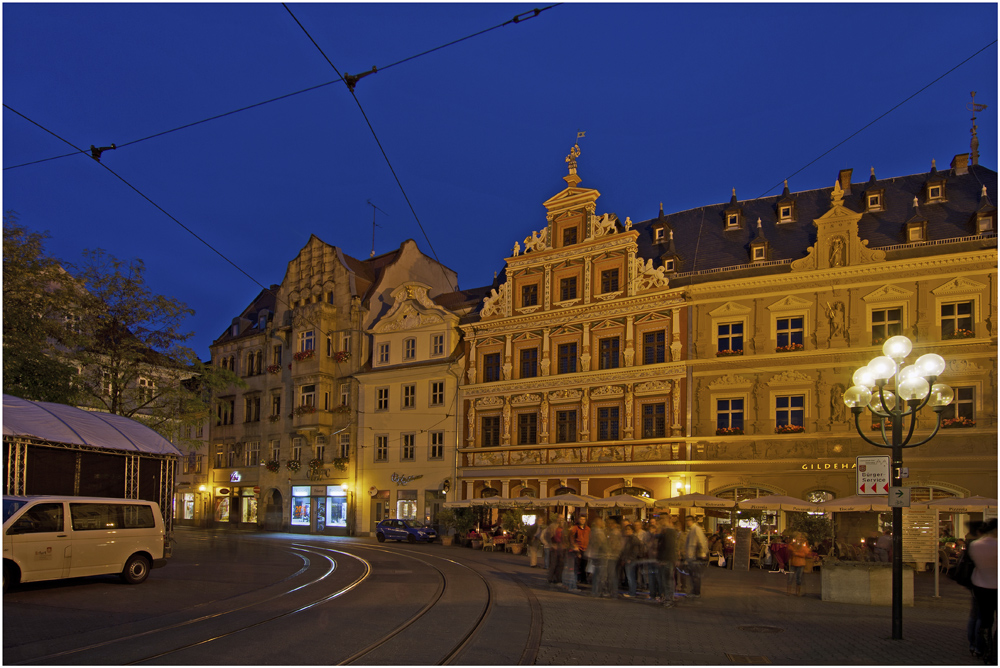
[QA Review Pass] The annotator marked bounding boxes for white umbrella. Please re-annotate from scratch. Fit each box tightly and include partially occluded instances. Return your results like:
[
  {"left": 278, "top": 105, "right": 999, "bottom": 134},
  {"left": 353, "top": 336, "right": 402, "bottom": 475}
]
[
  {"left": 653, "top": 493, "right": 735, "bottom": 509},
  {"left": 738, "top": 495, "right": 818, "bottom": 512},
  {"left": 536, "top": 493, "right": 599, "bottom": 507},
  {"left": 815, "top": 494, "right": 890, "bottom": 512},
  {"left": 442, "top": 500, "right": 471, "bottom": 508},
  {"left": 914, "top": 496, "right": 998, "bottom": 513},
  {"left": 591, "top": 493, "right": 655, "bottom": 509}
]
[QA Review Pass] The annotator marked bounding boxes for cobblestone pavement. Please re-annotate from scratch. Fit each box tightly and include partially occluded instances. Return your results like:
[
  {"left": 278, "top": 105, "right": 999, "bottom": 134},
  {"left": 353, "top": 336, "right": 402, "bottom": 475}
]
[{"left": 464, "top": 550, "right": 984, "bottom": 665}]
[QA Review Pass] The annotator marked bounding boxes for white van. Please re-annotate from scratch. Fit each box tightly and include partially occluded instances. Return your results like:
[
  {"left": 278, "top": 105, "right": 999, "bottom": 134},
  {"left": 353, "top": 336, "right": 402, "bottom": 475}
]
[{"left": 3, "top": 496, "right": 167, "bottom": 591}]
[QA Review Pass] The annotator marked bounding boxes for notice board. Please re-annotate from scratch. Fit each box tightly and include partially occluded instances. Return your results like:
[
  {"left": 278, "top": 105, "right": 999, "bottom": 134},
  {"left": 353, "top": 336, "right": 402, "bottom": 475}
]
[{"left": 733, "top": 527, "right": 753, "bottom": 571}]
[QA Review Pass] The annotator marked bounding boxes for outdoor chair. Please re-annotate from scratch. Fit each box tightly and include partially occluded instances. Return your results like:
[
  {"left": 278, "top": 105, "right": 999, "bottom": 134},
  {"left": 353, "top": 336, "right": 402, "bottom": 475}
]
[
  {"left": 481, "top": 532, "right": 496, "bottom": 551},
  {"left": 749, "top": 544, "right": 767, "bottom": 569}
]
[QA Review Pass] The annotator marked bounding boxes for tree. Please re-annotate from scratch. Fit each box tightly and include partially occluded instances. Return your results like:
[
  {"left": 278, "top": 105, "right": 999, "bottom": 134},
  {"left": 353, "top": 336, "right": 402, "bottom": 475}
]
[
  {"left": 69, "top": 248, "right": 243, "bottom": 444},
  {"left": 2, "top": 213, "right": 80, "bottom": 404}
]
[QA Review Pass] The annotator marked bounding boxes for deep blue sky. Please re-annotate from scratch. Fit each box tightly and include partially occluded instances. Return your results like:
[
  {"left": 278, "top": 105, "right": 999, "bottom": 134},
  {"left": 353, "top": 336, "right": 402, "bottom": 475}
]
[{"left": 4, "top": 3, "right": 996, "bottom": 359}]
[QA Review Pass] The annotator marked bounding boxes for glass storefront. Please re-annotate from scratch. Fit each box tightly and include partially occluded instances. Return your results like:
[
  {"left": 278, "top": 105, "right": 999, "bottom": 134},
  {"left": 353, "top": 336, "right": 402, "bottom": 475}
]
[
  {"left": 292, "top": 485, "right": 348, "bottom": 532},
  {"left": 397, "top": 490, "right": 417, "bottom": 521},
  {"left": 241, "top": 488, "right": 258, "bottom": 523},
  {"left": 214, "top": 494, "right": 230, "bottom": 522},
  {"left": 183, "top": 493, "right": 195, "bottom": 520},
  {"left": 291, "top": 487, "right": 311, "bottom": 527}
]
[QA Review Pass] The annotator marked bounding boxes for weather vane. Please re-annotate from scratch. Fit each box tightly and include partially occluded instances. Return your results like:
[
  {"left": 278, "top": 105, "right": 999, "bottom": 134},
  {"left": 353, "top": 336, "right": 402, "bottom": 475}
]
[
  {"left": 367, "top": 200, "right": 387, "bottom": 258},
  {"left": 968, "top": 91, "right": 987, "bottom": 166}
]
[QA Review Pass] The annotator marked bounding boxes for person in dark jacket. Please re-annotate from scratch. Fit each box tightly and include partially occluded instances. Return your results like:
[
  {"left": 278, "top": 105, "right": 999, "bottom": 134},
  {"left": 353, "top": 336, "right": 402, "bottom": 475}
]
[{"left": 655, "top": 516, "right": 679, "bottom": 607}]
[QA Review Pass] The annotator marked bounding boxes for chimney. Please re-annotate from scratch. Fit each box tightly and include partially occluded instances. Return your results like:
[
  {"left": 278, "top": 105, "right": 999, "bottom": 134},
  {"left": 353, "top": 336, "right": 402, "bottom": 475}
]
[
  {"left": 951, "top": 153, "right": 969, "bottom": 176},
  {"left": 838, "top": 169, "right": 853, "bottom": 196}
]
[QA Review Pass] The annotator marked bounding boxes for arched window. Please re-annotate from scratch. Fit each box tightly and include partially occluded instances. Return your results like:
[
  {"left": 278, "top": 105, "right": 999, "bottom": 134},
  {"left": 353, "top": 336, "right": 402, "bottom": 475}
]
[
  {"left": 607, "top": 486, "right": 652, "bottom": 498},
  {"left": 480, "top": 487, "right": 500, "bottom": 498},
  {"left": 553, "top": 486, "right": 577, "bottom": 496}
]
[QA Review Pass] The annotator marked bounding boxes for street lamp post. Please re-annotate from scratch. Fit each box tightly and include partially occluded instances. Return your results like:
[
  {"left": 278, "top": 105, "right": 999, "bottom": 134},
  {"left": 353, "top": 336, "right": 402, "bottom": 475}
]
[{"left": 842, "top": 335, "right": 953, "bottom": 640}]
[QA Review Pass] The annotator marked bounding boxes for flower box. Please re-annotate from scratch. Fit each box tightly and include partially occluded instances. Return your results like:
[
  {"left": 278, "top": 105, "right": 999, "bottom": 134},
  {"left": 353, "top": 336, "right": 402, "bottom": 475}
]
[
  {"left": 286, "top": 459, "right": 301, "bottom": 473},
  {"left": 944, "top": 329, "right": 975, "bottom": 340},
  {"left": 775, "top": 343, "right": 805, "bottom": 353},
  {"left": 268, "top": 414, "right": 281, "bottom": 423},
  {"left": 942, "top": 417, "right": 976, "bottom": 429},
  {"left": 775, "top": 424, "right": 805, "bottom": 434},
  {"left": 293, "top": 349, "right": 315, "bottom": 362},
  {"left": 333, "top": 457, "right": 349, "bottom": 472},
  {"left": 716, "top": 349, "right": 744, "bottom": 357},
  {"left": 333, "top": 405, "right": 351, "bottom": 414},
  {"left": 870, "top": 420, "right": 891, "bottom": 431},
  {"left": 716, "top": 427, "right": 743, "bottom": 436},
  {"left": 265, "top": 460, "right": 280, "bottom": 473},
  {"left": 267, "top": 364, "right": 281, "bottom": 374},
  {"left": 308, "top": 458, "right": 324, "bottom": 471},
  {"left": 294, "top": 405, "right": 316, "bottom": 416},
  {"left": 333, "top": 351, "right": 351, "bottom": 362}
]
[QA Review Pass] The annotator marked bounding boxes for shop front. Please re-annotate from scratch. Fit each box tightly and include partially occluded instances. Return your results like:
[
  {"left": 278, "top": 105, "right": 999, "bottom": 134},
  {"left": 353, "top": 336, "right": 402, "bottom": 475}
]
[
  {"left": 174, "top": 486, "right": 211, "bottom": 527},
  {"left": 290, "top": 484, "right": 349, "bottom": 535},
  {"left": 213, "top": 485, "right": 260, "bottom": 528}
]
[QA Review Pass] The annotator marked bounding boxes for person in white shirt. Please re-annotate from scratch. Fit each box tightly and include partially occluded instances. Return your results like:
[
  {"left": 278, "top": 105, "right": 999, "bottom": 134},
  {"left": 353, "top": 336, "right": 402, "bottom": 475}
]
[
  {"left": 683, "top": 515, "right": 709, "bottom": 597},
  {"left": 968, "top": 519, "right": 997, "bottom": 662}
]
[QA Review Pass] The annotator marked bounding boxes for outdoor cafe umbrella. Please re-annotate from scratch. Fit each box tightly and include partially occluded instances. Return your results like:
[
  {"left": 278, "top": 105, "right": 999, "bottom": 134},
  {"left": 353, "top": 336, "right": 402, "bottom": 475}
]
[
  {"left": 815, "top": 494, "right": 891, "bottom": 512},
  {"left": 536, "top": 493, "right": 599, "bottom": 508},
  {"left": 653, "top": 493, "right": 736, "bottom": 509},
  {"left": 737, "top": 495, "right": 818, "bottom": 512},
  {"left": 591, "top": 493, "right": 655, "bottom": 509}
]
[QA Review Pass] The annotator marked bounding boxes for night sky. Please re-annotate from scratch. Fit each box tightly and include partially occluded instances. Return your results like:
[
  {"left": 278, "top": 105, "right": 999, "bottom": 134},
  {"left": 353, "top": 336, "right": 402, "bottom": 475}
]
[{"left": 4, "top": 3, "right": 996, "bottom": 359}]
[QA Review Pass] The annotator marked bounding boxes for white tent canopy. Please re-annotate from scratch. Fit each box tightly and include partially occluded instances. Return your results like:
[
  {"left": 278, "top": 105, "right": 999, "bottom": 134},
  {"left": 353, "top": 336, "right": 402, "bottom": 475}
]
[{"left": 3, "top": 394, "right": 181, "bottom": 456}]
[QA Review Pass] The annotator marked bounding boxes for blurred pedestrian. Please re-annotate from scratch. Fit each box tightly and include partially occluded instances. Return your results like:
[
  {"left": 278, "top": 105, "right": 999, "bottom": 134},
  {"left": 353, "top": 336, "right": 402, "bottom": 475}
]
[
  {"left": 588, "top": 517, "right": 608, "bottom": 597},
  {"left": 683, "top": 515, "right": 709, "bottom": 598},
  {"left": 788, "top": 532, "right": 811, "bottom": 596},
  {"left": 570, "top": 514, "right": 591, "bottom": 587},
  {"left": 656, "top": 515, "right": 679, "bottom": 606},
  {"left": 547, "top": 518, "right": 566, "bottom": 587},
  {"left": 968, "top": 519, "right": 997, "bottom": 662}
]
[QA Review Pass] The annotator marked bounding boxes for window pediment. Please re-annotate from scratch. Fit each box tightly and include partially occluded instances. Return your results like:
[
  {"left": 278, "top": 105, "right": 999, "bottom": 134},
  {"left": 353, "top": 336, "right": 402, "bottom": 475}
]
[
  {"left": 862, "top": 285, "right": 914, "bottom": 302},
  {"left": 767, "top": 295, "right": 812, "bottom": 312},
  {"left": 931, "top": 277, "right": 987, "bottom": 296},
  {"left": 709, "top": 374, "right": 753, "bottom": 389},
  {"left": 708, "top": 302, "right": 752, "bottom": 318}
]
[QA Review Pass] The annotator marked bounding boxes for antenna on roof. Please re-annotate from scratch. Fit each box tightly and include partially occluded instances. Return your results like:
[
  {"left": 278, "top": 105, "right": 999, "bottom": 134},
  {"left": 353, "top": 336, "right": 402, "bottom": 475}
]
[
  {"left": 366, "top": 200, "right": 388, "bottom": 258},
  {"left": 968, "top": 91, "right": 988, "bottom": 166}
]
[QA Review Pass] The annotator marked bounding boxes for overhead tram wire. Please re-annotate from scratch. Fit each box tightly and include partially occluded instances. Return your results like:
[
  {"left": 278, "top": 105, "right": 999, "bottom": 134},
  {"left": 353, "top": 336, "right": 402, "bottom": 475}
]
[
  {"left": 1, "top": 104, "right": 345, "bottom": 350},
  {"left": 753, "top": 38, "right": 998, "bottom": 200},
  {"left": 282, "top": 3, "right": 462, "bottom": 293},
  {"left": 3, "top": 5, "right": 561, "bottom": 172}
]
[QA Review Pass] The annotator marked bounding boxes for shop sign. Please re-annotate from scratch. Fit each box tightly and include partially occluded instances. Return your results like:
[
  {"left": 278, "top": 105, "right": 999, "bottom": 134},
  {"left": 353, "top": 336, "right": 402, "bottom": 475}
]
[
  {"left": 230, "top": 472, "right": 242, "bottom": 483},
  {"left": 857, "top": 455, "right": 890, "bottom": 495},
  {"left": 218, "top": 488, "right": 230, "bottom": 496},
  {"left": 391, "top": 472, "right": 424, "bottom": 486},
  {"left": 311, "top": 486, "right": 326, "bottom": 496},
  {"left": 799, "top": 462, "right": 857, "bottom": 470}
]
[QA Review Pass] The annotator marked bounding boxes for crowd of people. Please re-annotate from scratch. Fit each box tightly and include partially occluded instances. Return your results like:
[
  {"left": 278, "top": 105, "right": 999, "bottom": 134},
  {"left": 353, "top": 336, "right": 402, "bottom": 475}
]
[{"left": 530, "top": 514, "right": 709, "bottom": 606}]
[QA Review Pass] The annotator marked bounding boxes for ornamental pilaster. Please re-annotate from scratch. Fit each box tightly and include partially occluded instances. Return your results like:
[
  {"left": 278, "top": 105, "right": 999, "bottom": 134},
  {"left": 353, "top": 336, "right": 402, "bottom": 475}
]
[
  {"left": 671, "top": 307, "right": 683, "bottom": 362},
  {"left": 467, "top": 339, "right": 478, "bottom": 384},
  {"left": 624, "top": 316, "right": 635, "bottom": 366},
  {"left": 541, "top": 328, "right": 551, "bottom": 376},
  {"left": 580, "top": 390, "right": 591, "bottom": 442},
  {"left": 580, "top": 322, "right": 591, "bottom": 371},
  {"left": 627, "top": 249, "right": 637, "bottom": 297},
  {"left": 584, "top": 257, "right": 592, "bottom": 305},
  {"left": 624, "top": 384, "right": 635, "bottom": 439},
  {"left": 467, "top": 403, "right": 476, "bottom": 445},
  {"left": 544, "top": 264, "right": 552, "bottom": 312},
  {"left": 502, "top": 398, "right": 511, "bottom": 446},
  {"left": 671, "top": 378, "right": 683, "bottom": 436},
  {"left": 503, "top": 334, "right": 512, "bottom": 381}
]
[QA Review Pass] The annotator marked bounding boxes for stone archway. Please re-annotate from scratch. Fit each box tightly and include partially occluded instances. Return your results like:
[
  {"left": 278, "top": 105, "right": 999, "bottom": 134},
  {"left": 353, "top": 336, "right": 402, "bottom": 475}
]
[{"left": 263, "top": 487, "right": 284, "bottom": 531}]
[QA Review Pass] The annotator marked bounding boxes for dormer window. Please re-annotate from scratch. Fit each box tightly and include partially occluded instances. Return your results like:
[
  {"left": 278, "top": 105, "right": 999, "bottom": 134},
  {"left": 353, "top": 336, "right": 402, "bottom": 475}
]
[
  {"left": 752, "top": 245, "right": 767, "bottom": 261},
  {"left": 778, "top": 205, "right": 792, "bottom": 222},
  {"left": 231, "top": 324, "right": 239, "bottom": 337},
  {"left": 562, "top": 227, "right": 578, "bottom": 246},
  {"left": 866, "top": 191, "right": 884, "bottom": 212},
  {"left": 663, "top": 258, "right": 676, "bottom": 272},
  {"left": 906, "top": 221, "right": 927, "bottom": 243},
  {"left": 977, "top": 213, "right": 994, "bottom": 233},
  {"left": 926, "top": 181, "right": 946, "bottom": 203},
  {"left": 726, "top": 212, "right": 741, "bottom": 229},
  {"left": 655, "top": 227, "right": 666, "bottom": 242}
]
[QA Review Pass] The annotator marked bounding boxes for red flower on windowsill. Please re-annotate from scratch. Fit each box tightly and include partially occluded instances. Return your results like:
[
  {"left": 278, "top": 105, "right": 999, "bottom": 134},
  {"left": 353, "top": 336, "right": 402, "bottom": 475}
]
[
  {"left": 293, "top": 349, "right": 315, "bottom": 362},
  {"left": 333, "top": 351, "right": 351, "bottom": 362},
  {"left": 716, "top": 349, "right": 744, "bottom": 357},
  {"left": 294, "top": 405, "right": 316, "bottom": 416},
  {"left": 267, "top": 364, "right": 281, "bottom": 374},
  {"left": 944, "top": 329, "right": 975, "bottom": 340},
  {"left": 775, "top": 343, "right": 805, "bottom": 353},
  {"left": 716, "top": 427, "right": 743, "bottom": 436},
  {"left": 942, "top": 417, "right": 975, "bottom": 428},
  {"left": 775, "top": 424, "right": 805, "bottom": 434}
]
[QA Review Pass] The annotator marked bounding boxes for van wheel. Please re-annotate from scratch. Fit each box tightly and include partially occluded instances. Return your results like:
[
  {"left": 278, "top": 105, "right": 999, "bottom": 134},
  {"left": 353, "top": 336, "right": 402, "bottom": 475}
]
[
  {"left": 121, "top": 554, "right": 150, "bottom": 584},
  {"left": 3, "top": 562, "right": 17, "bottom": 593},
  {"left": 376, "top": 532, "right": 386, "bottom": 543}
]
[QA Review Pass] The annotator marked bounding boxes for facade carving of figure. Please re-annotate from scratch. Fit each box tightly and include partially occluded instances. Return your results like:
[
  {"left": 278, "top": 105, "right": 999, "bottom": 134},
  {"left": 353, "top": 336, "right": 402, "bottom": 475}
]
[
  {"left": 830, "top": 383, "right": 846, "bottom": 422},
  {"left": 624, "top": 216, "right": 632, "bottom": 230},
  {"left": 512, "top": 240, "right": 520, "bottom": 257},
  {"left": 467, "top": 405, "right": 476, "bottom": 442},
  {"left": 502, "top": 400, "right": 511, "bottom": 439},
  {"left": 830, "top": 237, "right": 845, "bottom": 267},
  {"left": 825, "top": 301, "right": 846, "bottom": 340},
  {"left": 481, "top": 286, "right": 506, "bottom": 317},
  {"left": 540, "top": 397, "right": 549, "bottom": 437},
  {"left": 524, "top": 230, "right": 546, "bottom": 253},
  {"left": 624, "top": 386, "right": 634, "bottom": 430},
  {"left": 581, "top": 392, "right": 590, "bottom": 427},
  {"left": 593, "top": 213, "right": 617, "bottom": 237},
  {"left": 634, "top": 257, "right": 669, "bottom": 291}
]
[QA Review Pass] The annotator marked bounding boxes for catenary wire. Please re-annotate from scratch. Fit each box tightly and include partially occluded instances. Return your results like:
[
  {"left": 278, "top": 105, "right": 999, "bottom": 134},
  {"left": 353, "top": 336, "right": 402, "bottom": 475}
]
[
  {"left": 2, "top": 5, "right": 561, "bottom": 172},
  {"left": 753, "top": 39, "right": 998, "bottom": 200},
  {"left": 282, "top": 3, "right": 458, "bottom": 293}
]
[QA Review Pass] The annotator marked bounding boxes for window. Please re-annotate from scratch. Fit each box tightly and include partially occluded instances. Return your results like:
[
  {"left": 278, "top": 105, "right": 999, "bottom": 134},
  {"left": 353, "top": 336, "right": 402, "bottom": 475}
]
[
  {"left": 300, "top": 384, "right": 316, "bottom": 407},
  {"left": 339, "top": 433, "right": 350, "bottom": 458},
  {"left": 137, "top": 377, "right": 155, "bottom": 403},
  {"left": 664, "top": 258, "right": 675, "bottom": 272},
  {"left": 518, "top": 413, "right": 537, "bottom": 445},
  {"left": 244, "top": 396, "right": 260, "bottom": 422},
  {"left": 269, "top": 439, "right": 280, "bottom": 462},
  {"left": 776, "top": 395, "right": 804, "bottom": 428},
  {"left": 375, "top": 435, "right": 388, "bottom": 462},
  {"left": 404, "top": 338, "right": 416, "bottom": 360},
  {"left": 298, "top": 330, "right": 315, "bottom": 352},
  {"left": 778, "top": 205, "right": 793, "bottom": 221},
  {"left": 867, "top": 192, "right": 883, "bottom": 212},
  {"left": 520, "top": 348, "right": 538, "bottom": 378},
  {"left": 556, "top": 410, "right": 577, "bottom": 443},
  {"left": 717, "top": 322, "right": 743, "bottom": 354},
  {"left": 871, "top": 308, "right": 902, "bottom": 344},
  {"left": 941, "top": 301, "right": 973, "bottom": 339},
  {"left": 598, "top": 407, "right": 620, "bottom": 441},
  {"left": 430, "top": 432, "right": 445, "bottom": 459},
  {"left": 430, "top": 381, "right": 445, "bottom": 406},
  {"left": 522, "top": 284, "right": 538, "bottom": 307},
  {"left": 726, "top": 212, "right": 740, "bottom": 229},
  {"left": 906, "top": 222, "right": 925, "bottom": 242},
  {"left": 314, "top": 436, "right": 326, "bottom": 462},
  {"left": 559, "top": 277, "right": 578, "bottom": 301},
  {"left": 557, "top": 343, "right": 577, "bottom": 374},
  {"left": 341, "top": 333, "right": 351, "bottom": 354},
  {"left": 776, "top": 316, "right": 804, "bottom": 349},
  {"left": 752, "top": 245, "right": 767, "bottom": 261},
  {"left": 378, "top": 342, "right": 390, "bottom": 364},
  {"left": 601, "top": 269, "right": 620, "bottom": 293},
  {"left": 599, "top": 337, "right": 620, "bottom": 370},
  {"left": 483, "top": 353, "right": 502, "bottom": 382},
  {"left": 941, "top": 387, "right": 975, "bottom": 422},
  {"left": 643, "top": 330, "right": 666, "bottom": 364},
  {"left": 377, "top": 387, "right": 389, "bottom": 411},
  {"left": 272, "top": 345, "right": 282, "bottom": 365},
  {"left": 340, "top": 383, "right": 350, "bottom": 408},
  {"left": 402, "top": 384, "right": 416, "bottom": 409},
  {"left": 977, "top": 213, "right": 994, "bottom": 233},
  {"left": 401, "top": 434, "right": 415, "bottom": 461},
  {"left": 326, "top": 336, "right": 334, "bottom": 357},
  {"left": 214, "top": 443, "right": 225, "bottom": 468},
  {"left": 717, "top": 398, "right": 744, "bottom": 432},
  {"left": 641, "top": 403, "right": 665, "bottom": 439},
  {"left": 927, "top": 183, "right": 945, "bottom": 202},
  {"left": 291, "top": 437, "right": 303, "bottom": 463},
  {"left": 432, "top": 334, "right": 444, "bottom": 356},
  {"left": 655, "top": 227, "right": 666, "bottom": 241},
  {"left": 482, "top": 416, "right": 501, "bottom": 447},
  {"left": 226, "top": 443, "right": 236, "bottom": 467},
  {"left": 563, "top": 227, "right": 578, "bottom": 246}
]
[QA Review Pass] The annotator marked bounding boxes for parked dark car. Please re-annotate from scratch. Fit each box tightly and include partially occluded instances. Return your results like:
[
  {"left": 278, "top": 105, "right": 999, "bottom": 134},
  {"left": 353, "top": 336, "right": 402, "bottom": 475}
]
[{"left": 375, "top": 519, "right": 438, "bottom": 543}]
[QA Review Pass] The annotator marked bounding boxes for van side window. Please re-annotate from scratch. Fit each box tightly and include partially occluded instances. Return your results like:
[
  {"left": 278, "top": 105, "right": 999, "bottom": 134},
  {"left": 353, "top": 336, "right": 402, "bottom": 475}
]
[
  {"left": 9, "top": 503, "right": 64, "bottom": 534},
  {"left": 70, "top": 503, "right": 156, "bottom": 531}
]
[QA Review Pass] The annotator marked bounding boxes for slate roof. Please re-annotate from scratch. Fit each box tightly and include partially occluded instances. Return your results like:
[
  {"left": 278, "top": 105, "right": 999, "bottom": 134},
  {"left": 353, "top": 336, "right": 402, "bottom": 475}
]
[{"left": 630, "top": 163, "right": 997, "bottom": 285}]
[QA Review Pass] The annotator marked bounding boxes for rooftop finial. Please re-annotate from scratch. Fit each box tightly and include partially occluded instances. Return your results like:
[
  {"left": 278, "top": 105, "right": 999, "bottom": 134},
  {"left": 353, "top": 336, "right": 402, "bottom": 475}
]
[
  {"left": 831, "top": 179, "right": 844, "bottom": 206},
  {"left": 563, "top": 144, "right": 582, "bottom": 187},
  {"left": 969, "top": 91, "right": 987, "bottom": 166}
]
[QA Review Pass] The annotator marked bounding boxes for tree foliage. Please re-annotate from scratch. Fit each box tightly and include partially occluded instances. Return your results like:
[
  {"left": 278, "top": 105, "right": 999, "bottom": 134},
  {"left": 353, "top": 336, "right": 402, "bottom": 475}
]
[{"left": 2, "top": 213, "right": 80, "bottom": 403}]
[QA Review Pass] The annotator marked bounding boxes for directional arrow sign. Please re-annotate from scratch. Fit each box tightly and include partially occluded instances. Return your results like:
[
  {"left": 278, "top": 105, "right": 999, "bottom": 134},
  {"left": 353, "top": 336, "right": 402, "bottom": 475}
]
[
  {"left": 888, "top": 487, "right": 911, "bottom": 508},
  {"left": 857, "top": 455, "right": 890, "bottom": 495}
]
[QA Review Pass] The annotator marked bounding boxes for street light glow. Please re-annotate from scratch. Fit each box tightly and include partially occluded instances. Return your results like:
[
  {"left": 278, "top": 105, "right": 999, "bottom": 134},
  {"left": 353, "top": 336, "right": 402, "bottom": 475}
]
[{"left": 882, "top": 335, "right": 913, "bottom": 359}]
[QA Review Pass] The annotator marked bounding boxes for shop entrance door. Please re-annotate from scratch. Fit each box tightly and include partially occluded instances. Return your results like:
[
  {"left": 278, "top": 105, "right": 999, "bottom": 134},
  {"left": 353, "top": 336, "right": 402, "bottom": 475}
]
[{"left": 371, "top": 498, "right": 389, "bottom": 533}]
